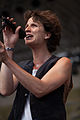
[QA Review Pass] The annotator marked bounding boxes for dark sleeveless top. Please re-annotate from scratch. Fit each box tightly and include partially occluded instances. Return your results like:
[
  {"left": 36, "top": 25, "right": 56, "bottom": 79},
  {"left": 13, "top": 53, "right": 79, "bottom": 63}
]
[{"left": 8, "top": 55, "right": 66, "bottom": 120}]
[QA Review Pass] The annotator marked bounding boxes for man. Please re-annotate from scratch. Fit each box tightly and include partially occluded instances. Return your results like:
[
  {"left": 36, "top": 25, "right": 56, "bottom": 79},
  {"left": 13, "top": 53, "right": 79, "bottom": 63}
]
[{"left": 0, "top": 10, "right": 72, "bottom": 120}]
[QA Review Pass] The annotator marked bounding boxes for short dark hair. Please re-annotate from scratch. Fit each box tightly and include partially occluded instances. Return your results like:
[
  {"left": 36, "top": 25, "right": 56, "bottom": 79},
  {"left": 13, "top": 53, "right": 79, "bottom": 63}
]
[{"left": 24, "top": 10, "right": 62, "bottom": 53}]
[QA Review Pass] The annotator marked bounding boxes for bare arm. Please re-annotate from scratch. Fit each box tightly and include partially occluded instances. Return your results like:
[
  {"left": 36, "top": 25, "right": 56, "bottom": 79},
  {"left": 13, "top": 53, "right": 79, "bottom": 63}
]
[
  {"left": 0, "top": 50, "right": 18, "bottom": 96},
  {"left": 3, "top": 56, "right": 72, "bottom": 98},
  {"left": 0, "top": 18, "right": 21, "bottom": 96}
]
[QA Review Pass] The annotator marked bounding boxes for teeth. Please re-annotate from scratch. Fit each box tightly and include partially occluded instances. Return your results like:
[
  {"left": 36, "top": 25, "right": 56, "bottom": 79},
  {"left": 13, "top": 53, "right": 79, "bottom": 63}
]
[{"left": 26, "top": 34, "right": 33, "bottom": 38}]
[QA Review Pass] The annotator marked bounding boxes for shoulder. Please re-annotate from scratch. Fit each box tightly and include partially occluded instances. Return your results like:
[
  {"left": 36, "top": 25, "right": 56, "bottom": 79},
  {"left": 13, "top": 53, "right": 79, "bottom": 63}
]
[
  {"left": 53, "top": 57, "right": 72, "bottom": 72},
  {"left": 56, "top": 57, "right": 72, "bottom": 65}
]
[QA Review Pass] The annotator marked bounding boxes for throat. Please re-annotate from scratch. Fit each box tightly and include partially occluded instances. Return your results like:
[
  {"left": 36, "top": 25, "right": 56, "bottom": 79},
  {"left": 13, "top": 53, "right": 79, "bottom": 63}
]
[{"left": 33, "top": 54, "right": 51, "bottom": 67}]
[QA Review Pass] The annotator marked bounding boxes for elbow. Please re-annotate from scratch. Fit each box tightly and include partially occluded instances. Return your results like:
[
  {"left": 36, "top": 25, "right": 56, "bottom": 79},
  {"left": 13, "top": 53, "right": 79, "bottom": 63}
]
[
  {"left": 0, "top": 90, "right": 8, "bottom": 96},
  {"left": 35, "top": 91, "right": 44, "bottom": 98},
  {"left": 33, "top": 82, "right": 50, "bottom": 98},
  {"left": 0, "top": 89, "right": 11, "bottom": 96},
  {"left": 34, "top": 87, "right": 47, "bottom": 98}
]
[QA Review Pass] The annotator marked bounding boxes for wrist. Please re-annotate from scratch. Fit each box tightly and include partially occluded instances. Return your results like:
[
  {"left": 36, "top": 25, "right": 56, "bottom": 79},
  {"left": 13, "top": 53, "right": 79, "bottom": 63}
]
[{"left": 5, "top": 47, "right": 14, "bottom": 58}]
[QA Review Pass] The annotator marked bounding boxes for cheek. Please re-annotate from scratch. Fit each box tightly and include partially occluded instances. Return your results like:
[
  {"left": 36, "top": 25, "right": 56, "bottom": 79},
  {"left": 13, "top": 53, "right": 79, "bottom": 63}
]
[{"left": 39, "top": 31, "right": 45, "bottom": 38}]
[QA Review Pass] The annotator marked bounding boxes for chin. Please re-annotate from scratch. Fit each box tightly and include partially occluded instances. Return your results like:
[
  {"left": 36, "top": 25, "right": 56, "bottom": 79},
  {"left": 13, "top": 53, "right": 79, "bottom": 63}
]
[{"left": 25, "top": 40, "right": 32, "bottom": 46}]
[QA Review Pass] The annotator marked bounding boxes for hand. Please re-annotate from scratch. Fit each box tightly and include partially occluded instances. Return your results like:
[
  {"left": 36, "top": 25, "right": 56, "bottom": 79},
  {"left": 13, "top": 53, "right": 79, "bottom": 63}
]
[
  {"left": 0, "top": 41, "right": 8, "bottom": 62},
  {"left": 2, "top": 17, "right": 21, "bottom": 48}
]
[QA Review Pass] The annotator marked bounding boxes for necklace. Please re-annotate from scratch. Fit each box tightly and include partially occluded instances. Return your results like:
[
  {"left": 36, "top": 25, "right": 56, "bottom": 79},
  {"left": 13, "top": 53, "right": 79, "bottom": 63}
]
[
  {"left": 33, "top": 54, "right": 51, "bottom": 69},
  {"left": 33, "top": 64, "right": 40, "bottom": 69}
]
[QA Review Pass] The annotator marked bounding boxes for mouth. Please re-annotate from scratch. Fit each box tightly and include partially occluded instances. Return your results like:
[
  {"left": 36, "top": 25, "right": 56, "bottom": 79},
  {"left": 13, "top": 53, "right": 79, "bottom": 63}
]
[{"left": 26, "top": 34, "right": 33, "bottom": 40}]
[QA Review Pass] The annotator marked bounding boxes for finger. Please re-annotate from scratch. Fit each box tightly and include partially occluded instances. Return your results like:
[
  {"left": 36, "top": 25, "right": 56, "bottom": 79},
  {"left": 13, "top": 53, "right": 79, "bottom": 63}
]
[
  {"left": 7, "top": 17, "right": 10, "bottom": 19},
  {"left": 2, "top": 21, "right": 4, "bottom": 25},
  {"left": 0, "top": 41, "right": 4, "bottom": 47},
  {"left": 6, "top": 17, "right": 14, "bottom": 23},
  {"left": 4, "top": 26, "right": 9, "bottom": 31},
  {"left": 9, "top": 18, "right": 14, "bottom": 22},
  {"left": 12, "top": 22, "right": 16, "bottom": 24}
]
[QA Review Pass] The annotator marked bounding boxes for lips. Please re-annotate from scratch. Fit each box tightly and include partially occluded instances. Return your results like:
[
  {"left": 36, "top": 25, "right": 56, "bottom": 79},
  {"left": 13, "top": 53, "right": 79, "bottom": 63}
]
[{"left": 26, "top": 34, "right": 33, "bottom": 40}]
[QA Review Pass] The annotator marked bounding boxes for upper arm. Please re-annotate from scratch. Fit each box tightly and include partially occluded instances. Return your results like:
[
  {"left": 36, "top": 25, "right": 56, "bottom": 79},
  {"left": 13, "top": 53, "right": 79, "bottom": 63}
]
[{"left": 41, "top": 57, "right": 72, "bottom": 95}]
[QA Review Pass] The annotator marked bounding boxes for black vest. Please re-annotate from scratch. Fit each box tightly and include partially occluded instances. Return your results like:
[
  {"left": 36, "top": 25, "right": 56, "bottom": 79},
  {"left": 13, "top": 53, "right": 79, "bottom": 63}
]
[{"left": 8, "top": 55, "right": 66, "bottom": 120}]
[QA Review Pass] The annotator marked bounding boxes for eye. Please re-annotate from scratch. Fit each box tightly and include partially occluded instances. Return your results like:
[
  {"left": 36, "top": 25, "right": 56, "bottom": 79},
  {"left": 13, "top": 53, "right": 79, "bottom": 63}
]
[{"left": 31, "top": 24, "right": 38, "bottom": 27}]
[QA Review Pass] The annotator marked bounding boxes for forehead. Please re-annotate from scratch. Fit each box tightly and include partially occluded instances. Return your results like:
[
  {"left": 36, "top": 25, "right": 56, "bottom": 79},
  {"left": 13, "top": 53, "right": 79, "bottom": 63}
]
[
  {"left": 27, "top": 17, "right": 34, "bottom": 24},
  {"left": 27, "top": 17, "right": 42, "bottom": 25}
]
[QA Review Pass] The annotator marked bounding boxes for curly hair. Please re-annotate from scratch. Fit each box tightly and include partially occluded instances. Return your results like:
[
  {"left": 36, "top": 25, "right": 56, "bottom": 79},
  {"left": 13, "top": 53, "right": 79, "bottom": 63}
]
[{"left": 24, "top": 10, "right": 62, "bottom": 53}]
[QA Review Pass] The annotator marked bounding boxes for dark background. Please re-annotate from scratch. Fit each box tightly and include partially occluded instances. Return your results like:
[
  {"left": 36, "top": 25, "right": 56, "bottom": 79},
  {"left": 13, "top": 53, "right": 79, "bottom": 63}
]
[
  {"left": 0, "top": 0, "right": 80, "bottom": 120},
  {"left": 0, "top": 0, "right": 80, "bottom": 62}
]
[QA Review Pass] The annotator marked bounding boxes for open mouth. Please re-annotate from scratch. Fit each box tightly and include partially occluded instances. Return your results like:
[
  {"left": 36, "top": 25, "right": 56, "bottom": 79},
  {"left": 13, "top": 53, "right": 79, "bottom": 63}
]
[{"left": 26, "top": 34, "right": 33, "bottom": 40}]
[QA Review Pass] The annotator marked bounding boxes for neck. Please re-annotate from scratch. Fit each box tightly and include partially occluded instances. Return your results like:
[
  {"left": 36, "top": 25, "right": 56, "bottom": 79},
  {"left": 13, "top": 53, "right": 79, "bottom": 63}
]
[{"left": 32, "top": 45, "right": 52, "bottom": 67}]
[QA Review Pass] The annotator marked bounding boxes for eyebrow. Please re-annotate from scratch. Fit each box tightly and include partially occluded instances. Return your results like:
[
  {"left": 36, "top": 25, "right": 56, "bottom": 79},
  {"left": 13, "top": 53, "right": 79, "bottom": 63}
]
[{"left": 25, "top": 22, "right": 39, "bottom": 28}]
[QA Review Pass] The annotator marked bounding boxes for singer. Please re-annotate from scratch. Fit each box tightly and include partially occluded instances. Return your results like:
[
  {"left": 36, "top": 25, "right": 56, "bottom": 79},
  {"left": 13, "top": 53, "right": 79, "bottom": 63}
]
[{"left": 0, "top": 10, "right": 73, "bottom": 120}]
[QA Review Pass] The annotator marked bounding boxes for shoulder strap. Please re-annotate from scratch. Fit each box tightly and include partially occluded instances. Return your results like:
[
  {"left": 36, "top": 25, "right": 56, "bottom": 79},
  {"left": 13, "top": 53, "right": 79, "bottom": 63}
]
[{"left": 36, "top": 55, "right": 60, "bottom": 79}]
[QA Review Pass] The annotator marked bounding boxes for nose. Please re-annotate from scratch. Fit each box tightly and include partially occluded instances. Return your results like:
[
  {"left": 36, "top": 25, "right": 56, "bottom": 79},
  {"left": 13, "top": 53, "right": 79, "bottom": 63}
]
[{"left": 25, "top": 26, "right": 31, "bottom": 32}]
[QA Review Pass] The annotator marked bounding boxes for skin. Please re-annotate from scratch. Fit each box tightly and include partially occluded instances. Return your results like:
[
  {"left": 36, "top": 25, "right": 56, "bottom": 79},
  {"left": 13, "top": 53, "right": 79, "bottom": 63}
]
[{"left": 0, "top": 17, "right": 72, "bottom": 98}]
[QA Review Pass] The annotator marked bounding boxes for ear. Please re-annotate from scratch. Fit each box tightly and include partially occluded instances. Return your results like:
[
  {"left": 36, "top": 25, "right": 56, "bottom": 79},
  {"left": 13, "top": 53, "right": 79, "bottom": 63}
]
[{"left": 45, "top": 32, "right": 51, "bottom": 40}]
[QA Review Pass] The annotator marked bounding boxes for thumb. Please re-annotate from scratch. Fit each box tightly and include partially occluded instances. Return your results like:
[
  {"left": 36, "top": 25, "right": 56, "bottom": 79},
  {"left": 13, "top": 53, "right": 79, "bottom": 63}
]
[{"left": 15, "top": 26, "right": 21, "bottom": 34}]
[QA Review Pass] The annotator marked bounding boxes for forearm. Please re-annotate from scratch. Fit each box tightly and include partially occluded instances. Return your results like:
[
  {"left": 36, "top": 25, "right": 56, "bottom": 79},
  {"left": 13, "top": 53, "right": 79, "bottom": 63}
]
[
  {"left": 0, "top": 24, "right": 20, "bottom": 95},
  {"left": 3, "top": 57, "right": 43, "bottom": 97},
  {"left": 0, "top": 51, "right": 15, "bottom": 95}
]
